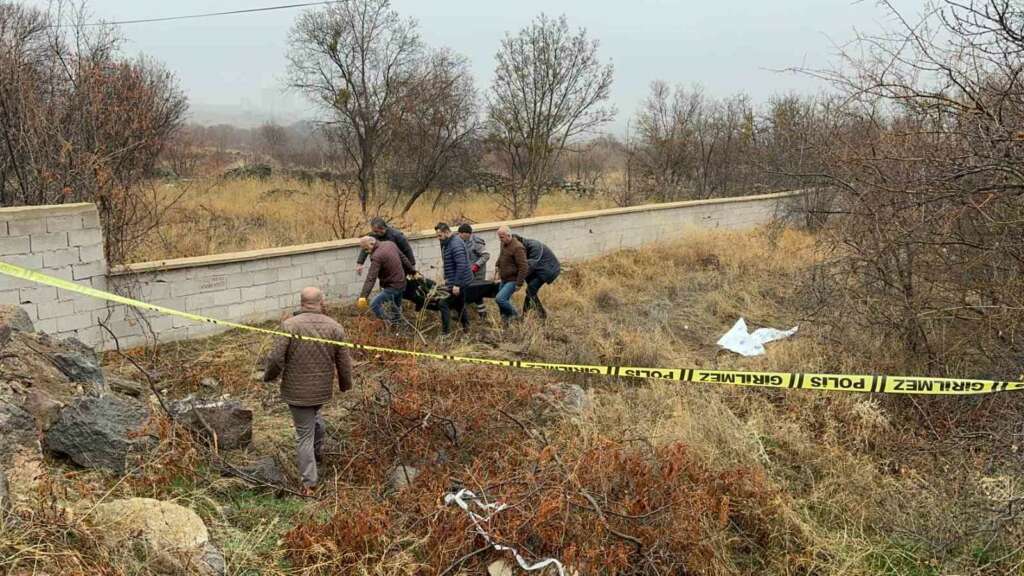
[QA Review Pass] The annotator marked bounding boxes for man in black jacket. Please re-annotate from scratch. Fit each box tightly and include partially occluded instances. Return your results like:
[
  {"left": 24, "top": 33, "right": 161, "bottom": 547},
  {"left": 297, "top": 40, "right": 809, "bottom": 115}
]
[
  {"left": 513, "top": 234, "right": 561, "bottom": 319},
  {"left": 355, "top": 217, "right": 416, "bottom": 276}
]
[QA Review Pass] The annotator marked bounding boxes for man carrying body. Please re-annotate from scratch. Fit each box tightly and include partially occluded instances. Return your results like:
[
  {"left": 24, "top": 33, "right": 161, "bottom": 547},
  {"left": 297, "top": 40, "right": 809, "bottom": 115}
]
[
  {"left": 494, "top": 225, "right": 528, "bottom": 324},
  {"left": 264, "top": 287, "right": 352, "bottom": 496},
  {"left": 357, "top": 236, "right": 416, "bottom": 327},
  {"left": 457, "top": 223, "right": 490, "bottom": 320},
  {"left": 355, "top": 217, "right": 415, "bottom": 276},
  {"left": 514, "top": 233, "right": 561, "bottom": 320},
  {"left": 434, "top": 222, "right": 474, "bottom": 332}
]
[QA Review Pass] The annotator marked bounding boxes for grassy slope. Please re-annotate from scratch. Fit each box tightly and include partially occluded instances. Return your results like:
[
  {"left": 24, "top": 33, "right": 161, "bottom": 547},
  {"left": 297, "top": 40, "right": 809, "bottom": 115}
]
[
  {"left": 131, "top": 176, "right": 610, "bottom": 262},
  {"left": 4, "top": 227, "right": 1023, "bottom": 575}
]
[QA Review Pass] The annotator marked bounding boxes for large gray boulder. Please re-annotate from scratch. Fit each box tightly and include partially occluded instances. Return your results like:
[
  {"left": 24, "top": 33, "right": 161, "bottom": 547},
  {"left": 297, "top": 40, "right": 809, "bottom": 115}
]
[
  {"left": 0, "top": 469, "right": 9, "bottom": 515},
  {"left": 22, "top": 388, "right": 63, "bottom": 431},
  {"left": 46, "top": 394, "right": 155, "bottom": 473},
  {"left": 169, "top": 396, "right": 253, "bottom": 450},
  {"left": 51, "top": 352, "right": 105, "bottom": 388},
  {"left": 0, "top": 399, "right": 40, "bottom": 461},
  {"left": 0, "top": 304, "right": 34, "bottom": 333}
]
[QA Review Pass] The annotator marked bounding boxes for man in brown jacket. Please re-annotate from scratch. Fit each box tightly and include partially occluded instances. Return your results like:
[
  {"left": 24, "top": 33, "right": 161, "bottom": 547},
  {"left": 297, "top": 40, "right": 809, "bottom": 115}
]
[
  {"left": 493, "top": 225, "right": 528, "bottom": 324},
  {"left": 264, "top": 287, "right": 353, "bottom": 494},
  {"left": 357, "top": 236, "right": 416, "bottom": 327}
]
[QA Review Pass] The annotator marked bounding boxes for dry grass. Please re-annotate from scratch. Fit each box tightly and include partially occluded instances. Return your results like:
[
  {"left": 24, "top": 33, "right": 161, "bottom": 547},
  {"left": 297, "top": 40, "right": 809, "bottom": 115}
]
[
  {"left": 4, "top": 227, "right": 1023, "bottom": 575},
  {"left": 130, "top": 176, "right": 611, "bottom": 262}
]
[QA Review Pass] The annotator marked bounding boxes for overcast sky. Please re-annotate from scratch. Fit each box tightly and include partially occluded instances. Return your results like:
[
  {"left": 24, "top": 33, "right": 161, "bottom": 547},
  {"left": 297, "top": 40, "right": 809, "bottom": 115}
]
[{"left": 26, "top": 0, "right": 926, "bottom": 131}]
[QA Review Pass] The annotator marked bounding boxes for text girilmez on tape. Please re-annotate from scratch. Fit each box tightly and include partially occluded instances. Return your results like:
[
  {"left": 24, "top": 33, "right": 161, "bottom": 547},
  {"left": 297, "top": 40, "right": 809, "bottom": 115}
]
[{"left": 1, "top": 261, "right": 1022, "bottom": 396}]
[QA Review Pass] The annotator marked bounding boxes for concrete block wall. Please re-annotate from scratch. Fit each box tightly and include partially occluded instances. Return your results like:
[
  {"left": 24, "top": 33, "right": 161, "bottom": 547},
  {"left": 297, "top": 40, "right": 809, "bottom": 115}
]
[
  {"left": 0, "top": 191, "right": 801, "bottom": 349},
  {"left": 0, "top": 203, "right": 109, "bottom": 343}
]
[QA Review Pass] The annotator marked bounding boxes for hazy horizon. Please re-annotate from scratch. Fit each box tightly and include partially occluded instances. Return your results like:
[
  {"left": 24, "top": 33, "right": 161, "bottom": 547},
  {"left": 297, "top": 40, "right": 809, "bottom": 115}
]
[{"left": 24, "top": 0, "right": 926, "bottom": 133}]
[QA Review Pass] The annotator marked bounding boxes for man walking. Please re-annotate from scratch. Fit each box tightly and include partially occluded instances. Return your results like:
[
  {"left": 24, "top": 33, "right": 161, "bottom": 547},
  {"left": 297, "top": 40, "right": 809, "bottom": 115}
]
[
  {"left": 357, "top": 236, "right": 416, "bottom": 327},
  {"left": 264, "top": 287, "right": 352, "bottom": 496},
  {"left": 355, "top": 217, "right": 415, "bottom": 276},
  {"left": 514, "top": 233, "right": 561, "bottom": 319},
  {"left": 435, "top": 222, "right": 474, "bottom": 332},
  {"left": 457, "top": 223, "right": 490, "bottom": 320},
  {"left": 494, "top": 225, "right": 528, "bottom": 324}
]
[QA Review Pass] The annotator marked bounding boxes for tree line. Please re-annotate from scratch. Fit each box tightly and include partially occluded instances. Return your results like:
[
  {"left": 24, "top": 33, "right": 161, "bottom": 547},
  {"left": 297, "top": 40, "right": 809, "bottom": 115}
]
[{"left": 5, "top": 0, "right": 1024, "bottom": 373}]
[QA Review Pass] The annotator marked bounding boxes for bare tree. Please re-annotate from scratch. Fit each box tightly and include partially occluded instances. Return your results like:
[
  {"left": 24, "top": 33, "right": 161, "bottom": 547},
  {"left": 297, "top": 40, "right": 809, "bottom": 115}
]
[
  {"left": 287, "top": 0, "right": 421, "bottom": 214},
  {"left": 796, "top": 0, "right": 1024, "bottom": 369},
  {"left": 389, "top": 48, "right": 480, "bottom": 216},
  {"left": 487, "top": 14, "right": 615, "bottom": 217},
  {"left": 0, "top": 1, "right": 187, "bottom": 263}
]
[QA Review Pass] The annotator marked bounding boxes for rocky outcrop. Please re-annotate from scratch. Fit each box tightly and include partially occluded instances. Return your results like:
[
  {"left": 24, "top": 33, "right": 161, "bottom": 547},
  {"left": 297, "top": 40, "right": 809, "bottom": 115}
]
[
  {"left": 0, "top": 304, "right": 34, "bottom": 333},
  {"left": 169, "top": 396, "right": 253, "bottom": 450},
  {"left": 0, "top": 399, "right": 40, "bottom": 462},
  {"left": 90, "top": 498, "right": 224, "bottom": 575},
  {"left": 45, "top": 394, "right": 156, "bottom": 473}
]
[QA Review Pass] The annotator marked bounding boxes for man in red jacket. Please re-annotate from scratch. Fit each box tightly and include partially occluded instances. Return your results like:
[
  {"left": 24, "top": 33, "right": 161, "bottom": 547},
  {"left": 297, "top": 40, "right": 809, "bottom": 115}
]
[{"left": 357, "top": 236, "right": 416, "bottom": 327}]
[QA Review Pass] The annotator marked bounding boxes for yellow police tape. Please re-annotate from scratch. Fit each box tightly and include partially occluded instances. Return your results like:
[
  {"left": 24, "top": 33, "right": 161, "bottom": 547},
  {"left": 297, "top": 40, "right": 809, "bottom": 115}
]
[{"left": 1, "top": 260, "right": 1022, "bottom": 396}]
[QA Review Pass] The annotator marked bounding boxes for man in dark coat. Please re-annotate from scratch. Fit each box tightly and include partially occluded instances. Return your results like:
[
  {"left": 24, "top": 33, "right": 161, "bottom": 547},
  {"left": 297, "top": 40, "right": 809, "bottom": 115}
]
[
  {"left": 435, "top": 222, "right": 474, "bottom": 332},
  {"left": 513, "top": 233, "right": 561, "bottom": 319},
  {"left": 355, "top": 217, "right": 415, "bottom": 276},
  {"left": 264, "top": 287, "right": 352, "bottom": 495}
]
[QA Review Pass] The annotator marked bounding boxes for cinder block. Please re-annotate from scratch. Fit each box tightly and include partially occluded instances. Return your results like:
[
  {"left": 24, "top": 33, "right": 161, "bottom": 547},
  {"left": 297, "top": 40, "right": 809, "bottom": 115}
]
[
  {"left": 73, "top": 325, "right": 105, "bottom": 348},
  {"left": 240, "top": 285, "right": 267, "bottom": 301},
  {"left": 47, "top": 214, "right": 83, "bottom": 233},
  {"left": 67, "top": 228, "right": 103, "bottom": 247},
  {"left": 0, "top": 236, "right": 30, "bottom": 256},
  {"left": 30, "top": 232, "right": 68, "bottom": 252},
  {"left": 229, "top": 301, "right": 254, "bottom": 318},
  {"left": 301, "top": 262, "right": 326, "bottom": 277},
  {"left": 242, "top": 259, "right": 271, "bottom": 272},
  {"left": 226, "top": 274, "right": 254, "bottom": 289},
  {"left": 72, "top": 260, "right": 106, "bottom": 280},
  {"left": 78, "top": 243, "right": 105, "bottom": 263},
  {"left": 0, "top": 221, "right": 7, "bottom": 235},
  {"left": 278, "top": 266, "right": 302, "bottom": 281},
  {"left": 251, "top": 297, "right": 281, "bottom": 313},
  {"left": 81, "top": 209, "right": 101, "bottom": 229},
  {"left": 251, "top": 269, "right": 278, "bottom": 285},
  {"left": 34, "top": 317, "right": 58, "bottom": 335},
  {"left": 57, "top": 313, "right": 93, "bottom": 332},
  {"left": 43, "top": 250, "right": 80, "bottom": 269},
  {"left": 186, "top": 292, "right": 216, "bottom": 309},
  {"left": 19, "top": 284, "right": 57, "bottom": 304},
  {"left": 265, "top": 280, "right": 292, "bottom": 297},
  {"left": 37, "top": 300, "right": 76, "bottom": 319},
  {"left": 212, "top": 288, "right": 240, "bottom": 307},
  {"left": 290, "top": 253, "right": 319, "bottom": 266},
  {"left": 171, "top": 278, "right": 201, "bottom": 298},
  {"left": 0, "top": 290, "right": 21, "bottom": 305},
  {"left": 8, "top": 218, "right": 46, "bottom": 236}
]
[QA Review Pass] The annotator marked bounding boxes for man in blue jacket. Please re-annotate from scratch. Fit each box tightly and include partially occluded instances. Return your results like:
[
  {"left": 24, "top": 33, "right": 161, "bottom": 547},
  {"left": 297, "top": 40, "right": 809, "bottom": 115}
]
[{"left": 435, "top": 222, "right": 474, "bottom": 332}]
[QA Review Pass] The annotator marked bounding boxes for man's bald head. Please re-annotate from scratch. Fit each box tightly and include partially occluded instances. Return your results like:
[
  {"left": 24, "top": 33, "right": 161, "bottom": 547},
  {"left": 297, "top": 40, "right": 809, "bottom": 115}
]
[
  {"left": 359, "top": 236, "right": 377, "bottom": 252},
  {"left": 300, "top": 286, "right": 324, "bottom": 311},
  {"left": 497, "top": 225, "right": 513, "bottom": 245}
]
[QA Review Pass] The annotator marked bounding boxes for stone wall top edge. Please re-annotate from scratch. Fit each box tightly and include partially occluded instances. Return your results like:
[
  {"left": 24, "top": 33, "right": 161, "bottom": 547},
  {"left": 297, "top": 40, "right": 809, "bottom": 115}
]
[
  {"left": 110, "top": 189, "right": 805, "bottom": 276},
  {"left": 0, "top": 202, "right": 96, "bottom": 219}
]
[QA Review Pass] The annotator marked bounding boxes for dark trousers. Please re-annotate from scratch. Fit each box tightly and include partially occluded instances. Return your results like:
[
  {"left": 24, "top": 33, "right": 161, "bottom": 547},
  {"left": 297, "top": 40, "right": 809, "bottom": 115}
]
[
  {"left": 523, "top": 275, "right": 549, "bottom": 319},
  {"left": 440, "top": 290, "right": 470, "bottom": 334}
]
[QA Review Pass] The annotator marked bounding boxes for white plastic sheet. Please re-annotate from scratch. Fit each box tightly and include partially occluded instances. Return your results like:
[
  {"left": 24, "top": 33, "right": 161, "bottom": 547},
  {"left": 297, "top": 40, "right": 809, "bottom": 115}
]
[
  {"left": 445, "top": 488, "right": 566, "bottom": 575},
  {"left": 716, "top": 318, "right": 798, "bottom": 357}
]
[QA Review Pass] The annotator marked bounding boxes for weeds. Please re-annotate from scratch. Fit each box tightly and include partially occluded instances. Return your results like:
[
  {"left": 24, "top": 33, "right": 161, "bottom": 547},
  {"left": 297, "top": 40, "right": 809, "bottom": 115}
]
[{"left": 6, "top": 228, "right": 1022, "bottom": 574}]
